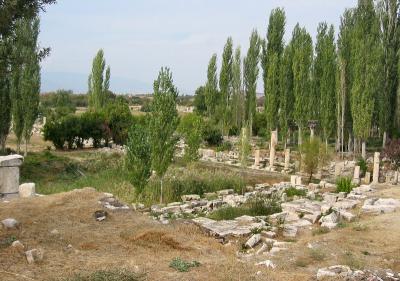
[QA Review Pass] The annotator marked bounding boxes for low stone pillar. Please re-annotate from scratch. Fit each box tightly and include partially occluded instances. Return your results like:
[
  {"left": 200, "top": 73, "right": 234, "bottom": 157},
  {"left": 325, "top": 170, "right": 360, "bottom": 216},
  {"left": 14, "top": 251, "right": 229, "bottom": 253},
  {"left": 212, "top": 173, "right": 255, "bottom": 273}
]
[
  {"left": 269, "top": 130, "right": 278, "bottom": 170},
  {"left": 0, "top": 155, "right": 24, "bottom": 197},
  {"left": 364, "top": 172, "right": 371, "bottom": 185},
  {"left": 284, "top": 149, "right": 290, "bottom": 171},
  {"left": 353, "top": 166, "right": 360, "bottom": 185},
  {"left": 334, "top": 163, "right": 342, "bottom": 177},
  {"left": 295, "top": 176, "right": 302, "bottom": 186},
  {"left": 254, "top": 149, "right": 260, "bottom": 167},
  {"left": 372, "top": 152, "right": 380, "bottom": 184},
  {"left": 290, "top": 175, "right": 297, "bottom": 186}
]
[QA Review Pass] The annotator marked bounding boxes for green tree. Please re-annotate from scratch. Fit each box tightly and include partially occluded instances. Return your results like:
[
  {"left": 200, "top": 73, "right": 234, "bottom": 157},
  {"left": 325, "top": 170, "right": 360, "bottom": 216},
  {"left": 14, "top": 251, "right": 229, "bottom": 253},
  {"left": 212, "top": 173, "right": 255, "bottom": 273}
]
[
  {"left": 315, "top": 23, "right": 337, "bottom": 146},
  {"left": 262, "top": 8, "right": 285, "bottom": 133},
  {"left": 104, "top": 99, "right": 133, "bottom": 145},
  {"left": 244, "top": 30, "right": 261, "bottom": 136},
  {"left": 10, "top": 17, "right": 41, "bottom": 155},
  {"left": 377, "top": 0, "right": 399, "bottom": 142},
  {"left": 351, "top": 0, "right": 383, "bottom": 156},
  {"left": 149, "top": 67, "right": 180, "bottom": 204},
  {"left": 88, "top": 49, "right": 111, "bottom": 111},
  {"left": 279, "top": 44, "right": 294, "bottom": 147},
  {"left": 0, "top": 43, "right": 11, "bottom": 152},
  {"left": 292, "top": 24, "right": 313, "bottom": 145},
  {"left": 126, "top": 123, "right": 152, "bottom": 195},
  {"left": 193, "top": 86, "right": 207, "bottom": 115},
  {"left": 178, "top": 113, "right": 203, "bottom": 162},
  {"left": 205, "top": 54, "right": 219, "bottom": 118},
  {"left": 219, "top": 37, "right": 233, "bottom": 135},
  {"left": 231, "top": 46, "right": 244, "bottom": 130}
]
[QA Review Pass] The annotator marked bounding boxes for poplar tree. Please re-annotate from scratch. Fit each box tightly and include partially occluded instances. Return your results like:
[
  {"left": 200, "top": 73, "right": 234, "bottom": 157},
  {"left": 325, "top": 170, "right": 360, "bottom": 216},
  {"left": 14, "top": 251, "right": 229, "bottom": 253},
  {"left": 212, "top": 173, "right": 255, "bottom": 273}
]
[
  {"left": 337, "top": 9, "right": 355, "bottom": 154},
  {"left": 0, "top": 41, "right": 11, "bottom": 152},
  {"left": 205, "top": 54, "right": 219, "bottom": 118},
  {"left": 377, "top": 0, "right": 399, "bottom": 143},
  {"left": 149, "top": 67, "right": 179, "bottom": 204},
  {"left": 219, "top": 37, "right": 233, "bottom": 134},
  {"left": 262, "top": 8, "right": 286, "bottom": 133},
  {"left": 279, "top": 43, "right": 294, "bottom": 147},
  {"left": 10, "top": 17, "right": 41, "bottom": 155},
  {"left": 88, "top": 49, "right": 111, "bottom": 111},
  {"left": 292, "top": 24, "right": 313, "bottom": 145},
  {"left": 231, "top": 47, "right": 244, "bottom": 130},
  {"left": 315, "top": 23, "right": 337, "bottom": 146},
  {"left": 351, "top": 0, "right": 382, "bottom": 157},
  {"left": 244, "top": 30, "right": 261, "bottom": 135}
]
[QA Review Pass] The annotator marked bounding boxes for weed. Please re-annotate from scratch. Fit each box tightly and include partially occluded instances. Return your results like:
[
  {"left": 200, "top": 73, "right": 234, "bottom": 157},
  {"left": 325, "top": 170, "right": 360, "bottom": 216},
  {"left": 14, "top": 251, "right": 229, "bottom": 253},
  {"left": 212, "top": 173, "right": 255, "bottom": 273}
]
[
  {"left": 169, "top": 257, "right": 200, "bottom": 272},
  {"left": 312, "top": 227, "right": 330, "bottom": 236},
  {"left": 285, "top": 187, "right": 307, "bottom": 198},
  {"left": 353, "top": 224, "right": 368, "bottom": 232},
  {"left": 0, "top": 235, "right": 17, "bottom": 248},
  {"left": 336, "top": 177, "right": 354, "bottom": 193},
  {"left": 309, "top": 248, "right": 326, "bottom": 261},
  {"left": 58, "top": 269, "right": 146, "bottom": 281},
  {"left": 341, "top": 251, "right": 364, "bottom": 269}
]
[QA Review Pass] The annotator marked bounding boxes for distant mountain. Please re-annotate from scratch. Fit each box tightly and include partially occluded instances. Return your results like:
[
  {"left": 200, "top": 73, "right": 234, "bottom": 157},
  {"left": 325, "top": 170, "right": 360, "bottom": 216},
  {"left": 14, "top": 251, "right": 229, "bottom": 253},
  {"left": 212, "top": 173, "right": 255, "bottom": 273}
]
[{"left": 41, "top": 71, "right": 152, "bottom": 94}]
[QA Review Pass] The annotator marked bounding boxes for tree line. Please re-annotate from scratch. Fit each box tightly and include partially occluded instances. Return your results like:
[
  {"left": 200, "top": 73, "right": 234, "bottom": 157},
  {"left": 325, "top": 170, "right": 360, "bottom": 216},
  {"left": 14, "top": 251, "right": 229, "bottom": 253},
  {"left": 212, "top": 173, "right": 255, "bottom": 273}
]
[{"left": 194, "top": 0, "right": 400, "bottom": 157}]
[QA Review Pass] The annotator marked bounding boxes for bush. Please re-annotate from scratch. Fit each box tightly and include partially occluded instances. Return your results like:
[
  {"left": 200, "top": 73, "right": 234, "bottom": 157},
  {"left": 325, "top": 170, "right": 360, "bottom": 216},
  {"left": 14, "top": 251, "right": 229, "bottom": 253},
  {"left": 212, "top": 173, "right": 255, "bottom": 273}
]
[
  {"left": 203, "top": 124, "right": 223, "bottom": 146},
  {"left": 178, "top": 113, "right": 203, "bottom": 162},
  {"left": 105, "top": 100, "right": 133, "bottom": 145},
  {"left": 300, "top": 138, "right": 332, "bottom": 182},
  {"left": 336, "top": 177, "right": 354, "bottom": 193},
  {"left": 357, "top": 158, "right": 367, "bottom": 177},
  {"left": 43, "top": 112, "right": 110, "bottom": 150}
]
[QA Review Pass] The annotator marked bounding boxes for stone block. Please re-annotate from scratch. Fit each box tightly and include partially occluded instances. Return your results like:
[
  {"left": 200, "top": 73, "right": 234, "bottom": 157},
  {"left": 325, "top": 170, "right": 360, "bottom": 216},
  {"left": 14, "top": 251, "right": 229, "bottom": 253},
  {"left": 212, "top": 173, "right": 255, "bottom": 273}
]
[{"left": 19, "top": 183, "right": 36, "bottom": 198}]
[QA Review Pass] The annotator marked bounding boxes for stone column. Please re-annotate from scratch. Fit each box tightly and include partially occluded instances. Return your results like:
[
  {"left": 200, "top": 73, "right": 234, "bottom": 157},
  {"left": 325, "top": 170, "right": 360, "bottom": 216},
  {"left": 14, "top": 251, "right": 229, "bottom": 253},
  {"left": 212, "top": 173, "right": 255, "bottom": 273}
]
[
  {"left": 284, "top": 148, "right": 290, "bottom": 171},
  {"left": 364, "top": 172, "right": 371, "bottom": 185},
  {"left": 372, "top": 152, "right": 380, "bottom": 184},
  {"left": 254, "top": 149, "right": 260, "bottom": 167},
  {"left": 0, "top": 155, "right": 24, "bottom": 197},
  {"left": 361, "top": 141, "right": 366, "bottom": 160},
  {"left": 269, "top": 130, "right": 278, "bottom": 171},
  {"left": 353, "top": 166, "right": 360, "bottom": 185}
]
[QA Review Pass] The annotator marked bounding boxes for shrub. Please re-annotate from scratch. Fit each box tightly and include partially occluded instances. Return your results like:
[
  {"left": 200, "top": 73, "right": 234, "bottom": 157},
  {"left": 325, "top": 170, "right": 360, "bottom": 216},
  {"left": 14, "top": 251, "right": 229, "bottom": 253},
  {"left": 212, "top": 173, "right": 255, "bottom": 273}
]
[
  {"left": 203, "top": 125, "right": 223, "bottom": 146},
  {"left": 300, "top": 138, "right": 332, "bottom": 182},
  {"left": 105, "top": 99, "right": 133, "bottom": 145},
  {"left": 356, "top": 158, "right": 367, "bottom": 177},
  {"left": 178, "top": 113, "right": 203, "bottom": 162},
  {"left": 336, "top": 177, "right": 354, "bottom": 193}
]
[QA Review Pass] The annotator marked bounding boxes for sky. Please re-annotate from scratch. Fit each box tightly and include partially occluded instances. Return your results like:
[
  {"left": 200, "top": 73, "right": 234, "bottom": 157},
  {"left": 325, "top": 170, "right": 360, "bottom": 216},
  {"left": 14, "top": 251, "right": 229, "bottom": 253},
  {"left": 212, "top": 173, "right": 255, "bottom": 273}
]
[{"left": 39, "top": 0, "right": 357, "bottom": 95}]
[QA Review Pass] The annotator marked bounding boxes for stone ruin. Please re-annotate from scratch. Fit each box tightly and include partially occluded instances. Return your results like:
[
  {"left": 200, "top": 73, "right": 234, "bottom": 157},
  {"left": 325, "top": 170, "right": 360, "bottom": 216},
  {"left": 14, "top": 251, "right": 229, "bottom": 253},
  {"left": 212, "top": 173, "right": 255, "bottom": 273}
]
[{"left": 0, "top": 155, "right": 36, "bottom": 199}]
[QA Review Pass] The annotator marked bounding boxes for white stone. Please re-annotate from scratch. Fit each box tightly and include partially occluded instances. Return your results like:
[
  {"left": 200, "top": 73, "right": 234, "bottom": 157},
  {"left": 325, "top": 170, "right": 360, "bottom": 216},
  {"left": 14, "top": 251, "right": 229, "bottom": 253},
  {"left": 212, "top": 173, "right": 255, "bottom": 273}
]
[
  {"left": 256, "top": 260, "right": 276, "bottom": 269},
  {"left": 245, "top": 234, "right": 261, "bottom": 248},
  {"left": 19, "top": 183, "right": 36, "bottom": 198},
  {"left": 0, "top": 155, "right": 24, "bottom": 167},
  {"left": 317, "top": 265, "right": 352, "bottom": 280},
  {"left": 1, "top": 218, "right": 20, "bottom": 229},
  {"left": 11, "top": 240, "right": 24, "bottom": 251},
  {"left": 372, "top": 152, "right": 380, "bottom": 184},
  {"left": 283, "top": 225, "right": 298, "bottom": 238},
  {"left": 256, "top": 243, "right": 269, "bottom": 255},
  {"left": 284, "top": 149, "right": 290, "bottom": 171},
  {"left": 25, "top": 248, "right": 43, "bottom": 264},
  {"left": 181, "top": 194, "right": 201, "bottom": 202}
]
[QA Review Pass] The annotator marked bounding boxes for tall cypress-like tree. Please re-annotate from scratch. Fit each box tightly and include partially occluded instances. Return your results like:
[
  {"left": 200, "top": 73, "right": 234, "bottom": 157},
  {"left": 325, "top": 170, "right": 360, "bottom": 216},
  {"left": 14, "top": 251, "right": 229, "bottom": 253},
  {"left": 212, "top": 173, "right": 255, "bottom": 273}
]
[
  {"left": 377, "top": 0, "right": 399, "bottom": 143},
  {"left": 205, "top": 54, "right": 219, "bottom": 118},
  {"left": 0, "top": 40, "right": 11, "bottom": 152},
  {"left": 315, "top": 23, "right": 337, "bottom": 146},
  {"left": 244, "top": 30, "right": 261, "bottom": 135},
  {"left": 279, "top": 43, "right": 295, "bottom": 147},
  {"left": 149, "top": 67, "right": 180, "bottom": 204},
  {"left": 351, "top": 0, "right": 382, "bottom": 157},
  {"left": 292, "top": 24, "right": 313, "bottom": 145},
  {"left": 262, "top": 8, "right": 286, "bottom": 133},
  {"left": 88, "top": 49, "right": 111, "bottom": 111},
  {"left": 219, "top": 37, "right": 233, "bottom": 134},
  {"left": 231, "top": 46, "right": 244, "bottom": 130},
  {"left": 10, "top": 17, "right": 41, "bottom": 155},
  {"left": 337, "top": 9, "right": 355, "bottom": 154}
]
